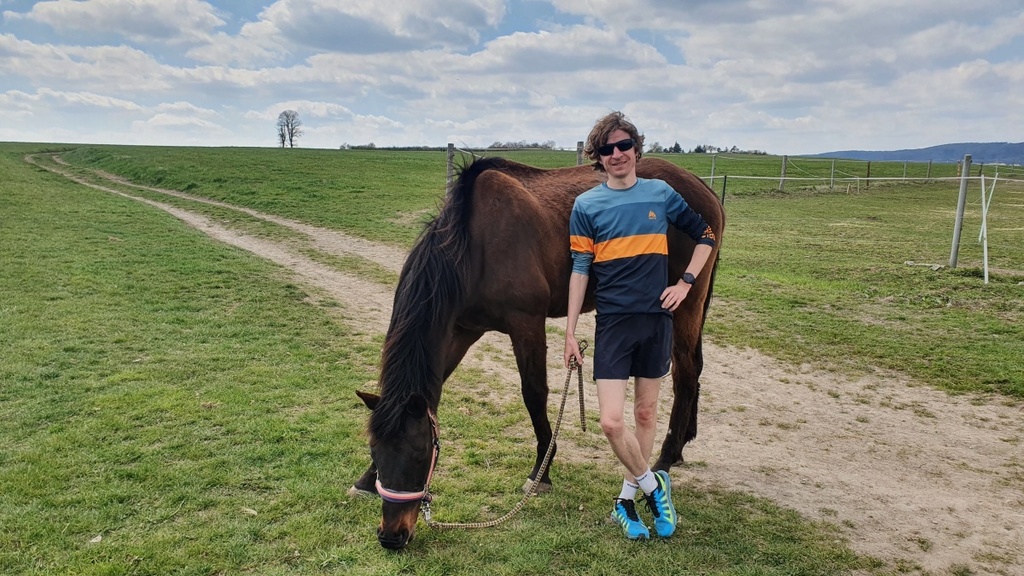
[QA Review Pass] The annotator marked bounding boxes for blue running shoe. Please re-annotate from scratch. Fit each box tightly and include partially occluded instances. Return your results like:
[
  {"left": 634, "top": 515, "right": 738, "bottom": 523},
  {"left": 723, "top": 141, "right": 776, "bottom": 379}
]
[
  {"left": 643, "top": 470, "right": 677, "bottom": 537},
  {"left": 611, "top": 498, "right": 650, "bottom": 540}
]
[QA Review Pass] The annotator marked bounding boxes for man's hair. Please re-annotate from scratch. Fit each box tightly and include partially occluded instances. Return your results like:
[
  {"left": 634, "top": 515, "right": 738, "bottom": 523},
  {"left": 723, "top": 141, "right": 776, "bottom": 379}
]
[{"left": 584, "top": 111, "right": 645, "bottom": 172}]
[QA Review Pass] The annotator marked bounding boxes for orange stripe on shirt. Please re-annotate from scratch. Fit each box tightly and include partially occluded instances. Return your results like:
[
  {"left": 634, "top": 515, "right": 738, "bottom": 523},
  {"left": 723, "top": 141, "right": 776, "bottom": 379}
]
[
  {"left": 570, "top": 235, "right": 594, "bottom": 254},
  {"left": 594, "top": 234, "right": 667, "bottom": 263}
]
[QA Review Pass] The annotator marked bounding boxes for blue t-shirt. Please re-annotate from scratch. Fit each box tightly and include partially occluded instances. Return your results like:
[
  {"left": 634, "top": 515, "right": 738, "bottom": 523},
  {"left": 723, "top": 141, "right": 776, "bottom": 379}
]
[{"left": 569, "top": 178, "right": 716, "bottom": 316}]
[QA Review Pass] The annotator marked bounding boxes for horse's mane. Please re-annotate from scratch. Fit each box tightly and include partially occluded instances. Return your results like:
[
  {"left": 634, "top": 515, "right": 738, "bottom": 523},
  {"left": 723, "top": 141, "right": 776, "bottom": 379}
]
[{"left": 368, "top": 157, "right": 514, "bottom": 441}]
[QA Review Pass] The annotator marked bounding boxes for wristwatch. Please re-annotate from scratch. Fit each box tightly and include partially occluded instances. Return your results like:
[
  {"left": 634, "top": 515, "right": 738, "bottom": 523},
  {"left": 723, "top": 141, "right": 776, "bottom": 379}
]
[{"left": 682, "top": 272, "right": 696, "bottom": 285}]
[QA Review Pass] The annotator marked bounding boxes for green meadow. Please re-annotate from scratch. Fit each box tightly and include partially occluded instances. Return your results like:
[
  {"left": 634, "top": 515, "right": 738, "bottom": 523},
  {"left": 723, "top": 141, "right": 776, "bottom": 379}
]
[
  {"left": 2, "top": 142, "right": 1021, "bottom": 575},
  {"left": 53, "top": 144, "right": 1024, "bottom": 396}
]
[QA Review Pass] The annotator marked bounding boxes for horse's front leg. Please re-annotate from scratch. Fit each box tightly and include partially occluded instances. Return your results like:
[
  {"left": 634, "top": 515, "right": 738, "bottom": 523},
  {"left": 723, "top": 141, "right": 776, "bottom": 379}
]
[
  {"left": 443, "top": 325, "right": 485, "bottom": 379},
  {"left": 508, "top": 314, "right": 554, "bottom": 493},
  {"left": 349, "top": 461, "right": 378, "bottom": 496}
]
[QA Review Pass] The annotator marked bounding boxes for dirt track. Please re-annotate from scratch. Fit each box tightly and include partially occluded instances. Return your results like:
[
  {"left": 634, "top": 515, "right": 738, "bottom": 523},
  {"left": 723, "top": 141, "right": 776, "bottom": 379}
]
[{"left": 29, "top": 155, "right": 1024, "bottom": 576}]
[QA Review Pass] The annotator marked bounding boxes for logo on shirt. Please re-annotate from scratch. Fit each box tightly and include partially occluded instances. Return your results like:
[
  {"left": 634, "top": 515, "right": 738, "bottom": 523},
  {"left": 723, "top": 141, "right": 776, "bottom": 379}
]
[{"left": 648, "top": 210, "right": 657, "bottom": 220}]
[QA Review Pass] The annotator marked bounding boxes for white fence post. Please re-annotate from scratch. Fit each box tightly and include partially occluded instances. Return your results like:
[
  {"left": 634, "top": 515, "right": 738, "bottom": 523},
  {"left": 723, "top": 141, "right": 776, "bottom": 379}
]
[
  {"left": 577, "top": 141, "right": 584, "bottom": 166},
  {"left": 446, "top": 143, "right": 455, "bottom": 188},
  {"left": 979, "top": 175, "right": 992, "bottom": 284},
  {"left": 778, "top": 155, "right": 788, "bottom": 191},
  {"left": 949, "top": 154, "right": 972, "bottom": 268}
]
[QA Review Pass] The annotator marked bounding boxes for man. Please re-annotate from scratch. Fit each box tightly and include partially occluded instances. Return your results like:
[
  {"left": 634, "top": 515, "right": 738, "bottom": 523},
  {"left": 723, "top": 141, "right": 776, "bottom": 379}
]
[{"left": 564, "top": 112, "right": 716, "bottom": 540}]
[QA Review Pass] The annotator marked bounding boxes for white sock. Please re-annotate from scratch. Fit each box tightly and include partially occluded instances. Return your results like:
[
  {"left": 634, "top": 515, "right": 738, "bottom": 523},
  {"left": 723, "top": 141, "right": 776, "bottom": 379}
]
[
  {"left": 617, "top": 480, "right": 639, "bottom": 500},
  {"left": 635, "top": 469, "right": 658, "bottom": 495}
]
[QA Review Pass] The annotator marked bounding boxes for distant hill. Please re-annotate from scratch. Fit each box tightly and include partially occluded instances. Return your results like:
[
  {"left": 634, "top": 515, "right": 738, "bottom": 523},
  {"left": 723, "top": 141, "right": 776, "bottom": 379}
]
[{"left": 806, "top": 142, "right": 1024, "bottom": 164}]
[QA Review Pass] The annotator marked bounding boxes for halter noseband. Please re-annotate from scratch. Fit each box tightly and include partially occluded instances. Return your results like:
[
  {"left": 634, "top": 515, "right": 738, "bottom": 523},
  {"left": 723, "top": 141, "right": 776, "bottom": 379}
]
[{"left": 375, "top": 408, "right": 440, "bottom": 505}]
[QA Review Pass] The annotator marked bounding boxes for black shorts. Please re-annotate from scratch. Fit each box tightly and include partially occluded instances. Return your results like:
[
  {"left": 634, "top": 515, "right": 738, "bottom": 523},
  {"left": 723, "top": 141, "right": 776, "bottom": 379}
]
[{"left": 593, "top": 313, "right": 672, "bottom": 380}]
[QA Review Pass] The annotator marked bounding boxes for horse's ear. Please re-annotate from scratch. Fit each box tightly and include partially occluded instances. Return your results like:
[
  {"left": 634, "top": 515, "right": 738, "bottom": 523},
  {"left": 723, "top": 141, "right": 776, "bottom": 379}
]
[
  {"left": 405, "top": 393, "right": 429, "bottom": 418},
  {"left": 356, "top": 390, "right": 380, "bottom": 410}
]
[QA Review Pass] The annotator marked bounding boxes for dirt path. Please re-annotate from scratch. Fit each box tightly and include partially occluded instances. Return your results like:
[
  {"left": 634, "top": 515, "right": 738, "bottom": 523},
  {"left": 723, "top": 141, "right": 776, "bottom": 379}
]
[{"left": 29, "top": 155, "right": 1024, "bottom": 575}]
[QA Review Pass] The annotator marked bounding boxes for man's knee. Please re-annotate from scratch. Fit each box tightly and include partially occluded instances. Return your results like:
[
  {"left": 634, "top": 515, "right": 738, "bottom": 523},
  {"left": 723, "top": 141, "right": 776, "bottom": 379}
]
[
  {"left": 634, "top": 403, "right": 657, "bottom": 428},
  {"left": 600, "top": 414, "right": 626, "bottom": 439}
]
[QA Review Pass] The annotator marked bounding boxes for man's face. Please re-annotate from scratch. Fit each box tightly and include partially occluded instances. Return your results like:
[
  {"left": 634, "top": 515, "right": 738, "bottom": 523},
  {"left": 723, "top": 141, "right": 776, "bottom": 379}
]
[{"left": 600, "top": 128, "right": 637, "bottom": 180}]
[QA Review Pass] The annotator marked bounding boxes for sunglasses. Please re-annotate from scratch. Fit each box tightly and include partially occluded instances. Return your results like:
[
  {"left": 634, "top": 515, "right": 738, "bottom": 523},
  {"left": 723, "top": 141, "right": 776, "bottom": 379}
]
[{"left": 598, "top": 138, "right": 635, "bottom": 156}]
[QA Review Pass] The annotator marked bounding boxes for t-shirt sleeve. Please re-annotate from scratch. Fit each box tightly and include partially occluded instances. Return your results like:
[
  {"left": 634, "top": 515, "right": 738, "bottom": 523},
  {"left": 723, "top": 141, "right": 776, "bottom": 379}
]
[
  {"left": 665, "top": 183, "right": 717, "bottom": 247},
  {"left": 569, "top": 201, "right": 595, "bottom": 275}
]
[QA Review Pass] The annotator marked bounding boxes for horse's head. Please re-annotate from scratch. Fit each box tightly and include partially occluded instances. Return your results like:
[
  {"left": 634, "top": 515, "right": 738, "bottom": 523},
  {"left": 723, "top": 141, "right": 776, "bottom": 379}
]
[{"left": 357, "top": 390, "right": 438, "bottom": 550}]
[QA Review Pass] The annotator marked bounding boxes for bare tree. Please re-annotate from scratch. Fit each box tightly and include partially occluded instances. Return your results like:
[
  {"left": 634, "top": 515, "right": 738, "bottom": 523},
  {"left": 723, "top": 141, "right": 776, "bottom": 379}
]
[
  {"left": 277, "top": 123, "right": 287, "bottom": 148},
  {"left": 276, "top": 110, "right": 302, "bottom": 148}
]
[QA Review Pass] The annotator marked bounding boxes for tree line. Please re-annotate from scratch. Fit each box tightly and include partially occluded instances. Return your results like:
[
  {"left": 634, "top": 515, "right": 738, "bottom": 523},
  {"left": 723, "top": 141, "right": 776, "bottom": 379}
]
[
  {"left": 274, "top": 110, "right": 766, "bottom": 155},
  {"left": 647, "top": 141, "right": 767, "bottom": 155}
]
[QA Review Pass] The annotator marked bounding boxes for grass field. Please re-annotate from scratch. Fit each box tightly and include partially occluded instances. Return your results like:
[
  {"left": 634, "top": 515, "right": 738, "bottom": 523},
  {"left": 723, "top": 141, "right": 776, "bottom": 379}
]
[
  {"left": 3, "top": 141, "right": 1022, "bottom": 575},
  {"left": 52, "top": 144, "right": 1024, "bottom": 397}
]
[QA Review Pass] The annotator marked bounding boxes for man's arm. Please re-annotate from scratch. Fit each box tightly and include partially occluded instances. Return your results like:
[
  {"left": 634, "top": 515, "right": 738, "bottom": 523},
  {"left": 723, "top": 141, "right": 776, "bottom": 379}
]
[
  {"left": 660, "top": 243, "right": 714, "bottom": 312},
  {"left": 564, "top": 272, "right": 589, "bottom": 367}
]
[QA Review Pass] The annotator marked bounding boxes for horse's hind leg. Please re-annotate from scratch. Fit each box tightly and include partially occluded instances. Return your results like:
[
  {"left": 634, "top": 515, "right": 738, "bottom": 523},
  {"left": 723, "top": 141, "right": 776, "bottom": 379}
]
[
  {"left": 507, "top": 314, "right": 555, "bottom": 493},
  {"left": 654, "top": 319, "right": 704, "bottom": 473}
]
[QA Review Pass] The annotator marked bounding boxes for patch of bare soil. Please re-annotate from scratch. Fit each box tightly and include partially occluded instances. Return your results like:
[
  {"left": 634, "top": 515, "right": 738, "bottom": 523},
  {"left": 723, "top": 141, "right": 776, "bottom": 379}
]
[{"left": 32, "top": 155, "right": 1024, "bottom": 575}]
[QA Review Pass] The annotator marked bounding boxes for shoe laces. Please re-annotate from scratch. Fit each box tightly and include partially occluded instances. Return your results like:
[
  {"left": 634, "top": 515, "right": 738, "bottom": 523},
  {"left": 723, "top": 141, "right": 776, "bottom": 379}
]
[
  {"left": 644, "top": 491, "right": 663, "bottom": 519},
  {"left": 616, "top": 498, "right": 641, "bottom": 522}
]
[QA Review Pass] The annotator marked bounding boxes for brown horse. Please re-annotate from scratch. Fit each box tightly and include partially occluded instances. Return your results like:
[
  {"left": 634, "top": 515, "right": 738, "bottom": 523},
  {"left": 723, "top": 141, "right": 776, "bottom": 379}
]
[{"left": 354, "top": 156, "right": 725, "bottom": 549}]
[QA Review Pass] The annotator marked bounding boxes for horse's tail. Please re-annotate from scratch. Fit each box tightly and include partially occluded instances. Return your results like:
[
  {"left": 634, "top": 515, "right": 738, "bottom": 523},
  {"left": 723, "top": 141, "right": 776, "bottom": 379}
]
[
  {"left": 700, "top": 253, "right": 719, "bottom": 330},
  {"left": 374, "top": 157, "right": 498, "bottom": 426}
]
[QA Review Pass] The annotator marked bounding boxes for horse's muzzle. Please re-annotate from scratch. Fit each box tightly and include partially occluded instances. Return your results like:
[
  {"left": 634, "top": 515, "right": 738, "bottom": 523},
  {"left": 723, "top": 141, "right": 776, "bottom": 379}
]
[
  {"left": 377, "top": 501, "right": 419, "bottom": 549},
  {"left": 377, "top": 524, "right": 414, "bottom": 549}
]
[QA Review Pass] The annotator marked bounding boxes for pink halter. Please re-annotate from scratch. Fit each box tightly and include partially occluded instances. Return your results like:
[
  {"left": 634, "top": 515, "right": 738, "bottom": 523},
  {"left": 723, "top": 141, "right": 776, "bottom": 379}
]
[{"left": 375, "top": 409, "right": 440, "bottom": 504}]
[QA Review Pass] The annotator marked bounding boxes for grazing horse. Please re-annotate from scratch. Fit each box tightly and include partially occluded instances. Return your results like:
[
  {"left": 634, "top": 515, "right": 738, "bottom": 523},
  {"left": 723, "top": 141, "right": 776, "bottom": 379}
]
[{"left": 354, "top": 156, "right": 724, "bottom": 549}]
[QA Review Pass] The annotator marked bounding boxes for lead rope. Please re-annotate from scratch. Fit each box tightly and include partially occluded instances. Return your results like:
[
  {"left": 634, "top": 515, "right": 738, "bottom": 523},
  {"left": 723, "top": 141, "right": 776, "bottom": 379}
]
[{"left": 424, "top": 340, "right": 588, "bottom": 529}]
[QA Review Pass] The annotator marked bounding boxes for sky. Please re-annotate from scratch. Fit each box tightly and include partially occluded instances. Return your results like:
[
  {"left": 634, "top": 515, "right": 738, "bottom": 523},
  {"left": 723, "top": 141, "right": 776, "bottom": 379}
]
[{"left": 1, "top": 0, "right": 1022, "bottom": 155}]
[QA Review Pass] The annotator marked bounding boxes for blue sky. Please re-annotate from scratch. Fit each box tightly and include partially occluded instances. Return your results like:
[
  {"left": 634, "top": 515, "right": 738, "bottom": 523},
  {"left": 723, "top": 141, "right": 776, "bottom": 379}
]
[{"left": 1, "top": 0, "right": 1022, "bottom": 154}]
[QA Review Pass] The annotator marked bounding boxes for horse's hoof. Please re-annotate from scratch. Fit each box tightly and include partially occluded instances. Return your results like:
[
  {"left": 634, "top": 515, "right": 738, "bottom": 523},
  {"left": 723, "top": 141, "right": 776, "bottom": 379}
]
[
  {"left": 522, "top": 479, "right": 553, "bottom": 494},
  {"left": 347, "top": 485, "right": 377, "bottom": 498}
]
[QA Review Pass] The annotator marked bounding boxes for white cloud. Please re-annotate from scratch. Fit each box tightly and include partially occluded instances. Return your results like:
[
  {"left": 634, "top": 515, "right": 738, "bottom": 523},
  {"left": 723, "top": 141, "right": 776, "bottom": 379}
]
[
  {"left": 2, "top": 87, "right": 143, "bottom": 111},
  {"left": 185, "top": 26, "right": 286, "bottom": 67},
  {"left": 0, "top": 34, "right": 177, "bottom": 92},
  {"left": 246, "top": 101, "right": 354, "bottom": 122},
  {"left": 464, "top": 25, "right": 665, "bottom": 73},
  {"left": 5, "top": 0, "right": 226, "bottom": 43},
  {"left": 134, "top": 113, "right": 223, "bottom": 129},
  {"left": 255, "top": 0, "right": 505, "bottom": 53},
  {"left": 1, "top": 1, "right": 1022, "bottom": 153}
]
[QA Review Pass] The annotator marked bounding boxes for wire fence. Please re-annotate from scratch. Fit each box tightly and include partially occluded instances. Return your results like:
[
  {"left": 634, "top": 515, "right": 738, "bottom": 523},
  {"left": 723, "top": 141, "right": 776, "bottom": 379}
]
[
  {"left": 445, "top": 143, "right": 1024, "bottom": 195},
  {"left": 444, "top": 144, "right": 1023, "bottom": 283}
]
